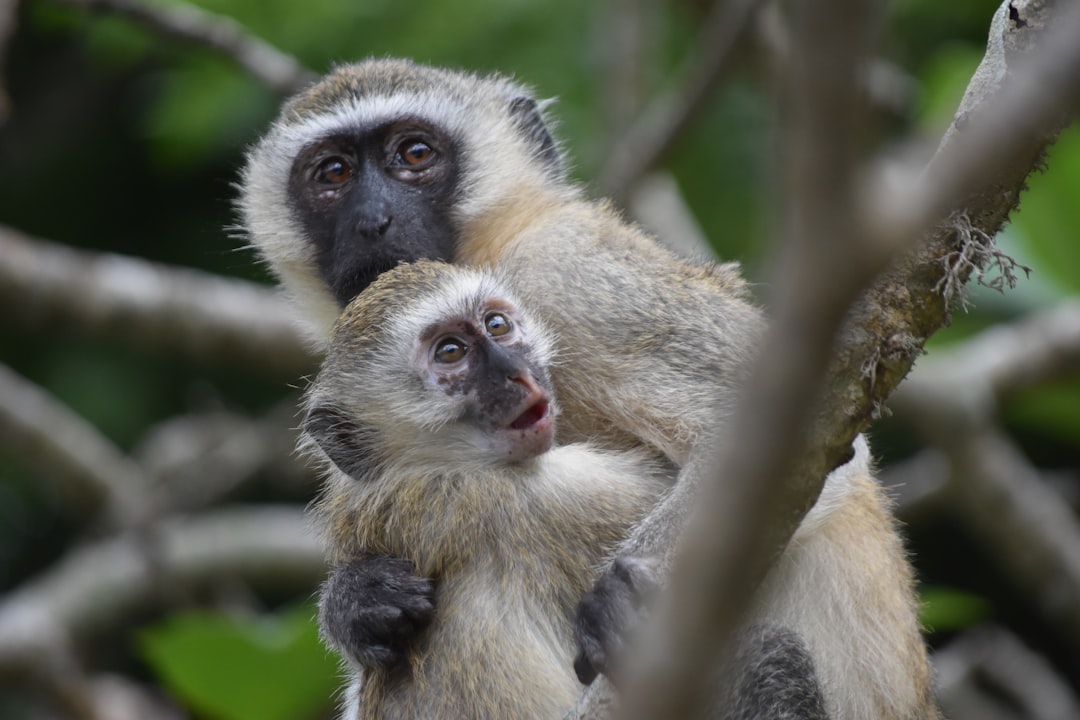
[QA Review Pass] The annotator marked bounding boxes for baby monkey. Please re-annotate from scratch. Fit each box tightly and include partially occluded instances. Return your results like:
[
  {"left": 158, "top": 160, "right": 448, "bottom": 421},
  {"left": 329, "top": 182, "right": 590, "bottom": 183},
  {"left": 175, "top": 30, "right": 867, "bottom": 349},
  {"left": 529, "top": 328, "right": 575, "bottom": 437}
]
[{"left": 302, "top": 260, "right": 669, "bottom": 719}]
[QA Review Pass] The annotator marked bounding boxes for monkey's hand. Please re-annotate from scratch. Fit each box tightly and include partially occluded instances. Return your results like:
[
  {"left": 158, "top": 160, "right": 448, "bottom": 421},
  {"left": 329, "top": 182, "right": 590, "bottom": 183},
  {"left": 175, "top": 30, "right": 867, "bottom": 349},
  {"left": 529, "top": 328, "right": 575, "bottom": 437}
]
[
  {"left": 318, "top": 555, "right": 435, "bottom": 669},
  {"left": 573, "top": 555, "right": 661, "bottom": 685}
]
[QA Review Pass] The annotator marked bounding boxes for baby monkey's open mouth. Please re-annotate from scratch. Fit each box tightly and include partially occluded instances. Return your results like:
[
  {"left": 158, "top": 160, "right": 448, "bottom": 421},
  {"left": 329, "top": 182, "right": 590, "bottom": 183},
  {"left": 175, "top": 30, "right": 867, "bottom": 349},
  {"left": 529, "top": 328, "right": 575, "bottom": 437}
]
[{"left": 510, "top": 399, "right": 550, "bottom": 430}]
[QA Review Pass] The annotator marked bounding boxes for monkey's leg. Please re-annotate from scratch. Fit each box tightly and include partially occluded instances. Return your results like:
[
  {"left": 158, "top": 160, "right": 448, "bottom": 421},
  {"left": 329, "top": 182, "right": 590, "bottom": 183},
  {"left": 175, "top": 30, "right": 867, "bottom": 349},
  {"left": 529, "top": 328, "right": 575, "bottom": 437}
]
[
  {"left": 319, "top": 555, "right": 435, "bottom": 669},
  {"left": 715, "top": 624, "right": 829, "bottom": 720}
]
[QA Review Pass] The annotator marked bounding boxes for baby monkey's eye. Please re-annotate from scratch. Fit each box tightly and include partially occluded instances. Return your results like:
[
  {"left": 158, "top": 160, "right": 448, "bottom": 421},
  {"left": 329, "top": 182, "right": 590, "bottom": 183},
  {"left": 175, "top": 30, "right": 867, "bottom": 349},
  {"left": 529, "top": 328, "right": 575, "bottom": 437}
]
[
  {"left": 485, "top": 313, "right": 512, "bottom": 337},
  {"left": 434, "top": 338, "right": 468, "bottom": 363}
]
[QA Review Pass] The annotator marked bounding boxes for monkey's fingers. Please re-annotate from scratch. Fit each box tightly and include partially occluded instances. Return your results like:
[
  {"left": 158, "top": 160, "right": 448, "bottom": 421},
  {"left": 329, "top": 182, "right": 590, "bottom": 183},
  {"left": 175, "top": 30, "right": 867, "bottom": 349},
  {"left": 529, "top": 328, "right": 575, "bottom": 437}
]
[
  {"left": 318, "top": 555, "right": 436, "bottom": 669},
  {"left": 573, "top": 556, "right": 660, "bottom": 685}
]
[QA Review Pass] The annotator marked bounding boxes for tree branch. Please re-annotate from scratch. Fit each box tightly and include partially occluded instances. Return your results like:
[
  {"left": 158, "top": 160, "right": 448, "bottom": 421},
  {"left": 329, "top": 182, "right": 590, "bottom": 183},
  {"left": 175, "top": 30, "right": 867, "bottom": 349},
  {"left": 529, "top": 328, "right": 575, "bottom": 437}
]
[
  {"left": 51, "top": 0, "right": 316, "bottom": 94},
  {"left": 134, "top": 401, "right": 312, "bottom": 513},
  {"left": 0, "top": 0, "right": 17, "bottom": 123},
  {"left": 936, "top": 626, "right": 1080, "bottom": 720},
  {"left": 951, "top": 430, "right": 1080, "bottom": 645},
  {"left": 598, "top": 0, "right": 762, "bottom": 203},
  {"left": 889, "top": 299, "right": 1080, "bottom": 646},
  {"left": 0, "top": 225, "right": 316, "bottom": 377},
  {"left": 893, "top": 298, "right": 1080, "bottom": 433},
  {"left": 0, "top": 506, "right": 322, "bottom": 673},
  {"left": 570, "top": 1, "right": 1080, "bottom": 717},
  {"left": 604, "top": 0, "right": 885, "bottom": 717},
  {"left": 0, "top": 362, "right": 152, "bottom": 528}
]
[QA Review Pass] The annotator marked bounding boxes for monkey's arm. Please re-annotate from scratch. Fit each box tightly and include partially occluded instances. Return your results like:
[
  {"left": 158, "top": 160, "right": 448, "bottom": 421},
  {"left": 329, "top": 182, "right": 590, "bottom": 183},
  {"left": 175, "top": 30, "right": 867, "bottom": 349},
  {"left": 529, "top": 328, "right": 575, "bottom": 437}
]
[
  {"left": 574, "top": 438, "right": 935, "bottom": 720},
  {"left": 719, "top": 624, "right": 829, "bottom": 720},
  {"left": 573, "top": 556, "right": 661, "bottom": 685},
  {"left": 319, "top": 555, "right": 435, "bottom": 669}
]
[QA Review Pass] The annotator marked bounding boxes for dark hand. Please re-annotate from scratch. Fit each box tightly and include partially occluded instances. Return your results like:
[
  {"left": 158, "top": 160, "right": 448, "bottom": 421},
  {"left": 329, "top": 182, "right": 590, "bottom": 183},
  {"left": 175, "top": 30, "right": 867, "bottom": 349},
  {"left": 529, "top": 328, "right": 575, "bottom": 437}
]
[
  {"left": 573, "top": 555, "right": 660, "bottom": 685},
  {"left": 318, "top": 555, "right": 435, "bottom": 669}
]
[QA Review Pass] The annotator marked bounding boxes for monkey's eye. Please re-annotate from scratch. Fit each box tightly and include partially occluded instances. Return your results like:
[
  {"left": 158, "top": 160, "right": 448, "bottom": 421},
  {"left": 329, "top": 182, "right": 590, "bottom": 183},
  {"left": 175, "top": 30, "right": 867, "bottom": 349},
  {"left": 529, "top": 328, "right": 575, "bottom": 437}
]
[
  {"left": 315, "top": 157, "right": 352, "bottom": 185},
  {"left": 434, "top": 337, "right": 468, "bottom": 364},
  {"left": 485, "top": 313, "right": 512, "bottom": 337},
  {"left": 396, "top": 140, "right": 435, "bottom": 168}
]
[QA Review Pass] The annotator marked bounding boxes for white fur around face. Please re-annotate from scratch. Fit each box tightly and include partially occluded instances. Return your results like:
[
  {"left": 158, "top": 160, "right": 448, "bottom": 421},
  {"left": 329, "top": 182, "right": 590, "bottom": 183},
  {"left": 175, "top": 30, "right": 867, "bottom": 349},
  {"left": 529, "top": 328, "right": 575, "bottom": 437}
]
[{"left": 238, "top": 64, "right": 568, "bottom": 345}]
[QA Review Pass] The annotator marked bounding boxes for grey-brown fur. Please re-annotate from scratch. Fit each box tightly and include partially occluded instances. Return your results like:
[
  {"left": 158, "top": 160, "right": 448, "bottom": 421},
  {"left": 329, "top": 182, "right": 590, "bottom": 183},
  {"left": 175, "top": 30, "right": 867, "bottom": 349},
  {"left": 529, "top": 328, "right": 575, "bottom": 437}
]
[
  {"left": 242, "top": 59, "right": 941, "bottom": 720},
  {"left": 304, "top": 261, "right": 668, "bottom": 719}
]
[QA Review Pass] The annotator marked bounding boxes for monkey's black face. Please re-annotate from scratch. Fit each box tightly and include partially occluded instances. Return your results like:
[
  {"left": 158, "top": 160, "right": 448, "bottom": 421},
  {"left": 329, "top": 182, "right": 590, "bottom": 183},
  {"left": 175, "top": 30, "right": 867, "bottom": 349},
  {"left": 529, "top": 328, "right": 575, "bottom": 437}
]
[{"left": 288, "top": 120, "right": 462, "bottom": 307}]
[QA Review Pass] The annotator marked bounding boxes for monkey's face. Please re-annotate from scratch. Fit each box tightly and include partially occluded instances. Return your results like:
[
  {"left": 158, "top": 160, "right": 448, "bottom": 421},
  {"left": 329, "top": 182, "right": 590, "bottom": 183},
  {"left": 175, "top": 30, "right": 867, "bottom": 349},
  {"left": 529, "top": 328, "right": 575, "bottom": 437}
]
[
  {"left": 287, "top": 119, "right": 461, "bottom": 308},
  {"left": 240, "top": 58, "right": 564, "bottom": 335},
  {"left": 415, "top": 299, "right": 556, "bottom": 464},
  {"left": 304, "top": 262, "right": 559, "bottom": 479}
]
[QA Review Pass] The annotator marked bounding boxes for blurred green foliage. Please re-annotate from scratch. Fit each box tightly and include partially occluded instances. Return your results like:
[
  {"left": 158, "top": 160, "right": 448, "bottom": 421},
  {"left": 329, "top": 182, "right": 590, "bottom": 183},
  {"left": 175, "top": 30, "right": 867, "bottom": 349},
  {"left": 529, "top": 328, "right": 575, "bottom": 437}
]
[
  {"left": 139, "top": 605, "right": 340, "bottom": 720},
  {"left": 2, "top": 0, "right": 1078, "bottom": 714},
  {"left": 920, "top": 586, "right": 993, "bottom": 634}
]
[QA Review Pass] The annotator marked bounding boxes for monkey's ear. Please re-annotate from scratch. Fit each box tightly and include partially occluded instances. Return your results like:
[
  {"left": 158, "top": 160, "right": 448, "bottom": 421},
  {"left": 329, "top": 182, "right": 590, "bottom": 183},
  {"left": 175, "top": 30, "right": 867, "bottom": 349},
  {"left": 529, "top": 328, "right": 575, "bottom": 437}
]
[
  {"left": 303, "top": 404, "right": 377, "bottom": 480},
  {"left": 508, "top": 96, "right": 561, "bottom": 173}
]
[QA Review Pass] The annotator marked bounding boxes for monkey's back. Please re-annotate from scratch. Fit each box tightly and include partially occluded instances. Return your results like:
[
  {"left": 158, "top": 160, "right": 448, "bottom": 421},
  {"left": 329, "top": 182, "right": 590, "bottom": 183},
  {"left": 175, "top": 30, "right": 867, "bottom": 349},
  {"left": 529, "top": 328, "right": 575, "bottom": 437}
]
[{"left": 462, "top": 196, "right": 764, "bottom": 464}]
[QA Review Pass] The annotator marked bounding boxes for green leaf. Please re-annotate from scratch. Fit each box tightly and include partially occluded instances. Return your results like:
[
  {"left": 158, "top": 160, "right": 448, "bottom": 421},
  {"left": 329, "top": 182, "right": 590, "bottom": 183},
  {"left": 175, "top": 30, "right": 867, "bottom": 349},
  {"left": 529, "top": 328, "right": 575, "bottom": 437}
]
[
  {"left": 138, "top": 606, "right": 340, "bottom": 720},
  {"left": 920, "top": 586, "right": 991, "bottom": 633}
]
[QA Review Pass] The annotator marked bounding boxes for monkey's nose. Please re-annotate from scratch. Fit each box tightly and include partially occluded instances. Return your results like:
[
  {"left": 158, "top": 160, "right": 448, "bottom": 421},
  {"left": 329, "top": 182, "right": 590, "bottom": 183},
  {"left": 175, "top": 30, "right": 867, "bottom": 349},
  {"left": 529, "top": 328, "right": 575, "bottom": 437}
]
[{"left": 354, "top": 215, "right": 392, "bottom": 239}]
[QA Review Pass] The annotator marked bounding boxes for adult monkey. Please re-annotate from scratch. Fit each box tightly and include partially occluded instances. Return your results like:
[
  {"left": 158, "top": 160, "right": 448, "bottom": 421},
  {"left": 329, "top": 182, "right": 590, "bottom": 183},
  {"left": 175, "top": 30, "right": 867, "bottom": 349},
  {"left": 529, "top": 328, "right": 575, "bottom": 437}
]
[{"left": 239, "top": 58, "right": 938, "bottom": 719}]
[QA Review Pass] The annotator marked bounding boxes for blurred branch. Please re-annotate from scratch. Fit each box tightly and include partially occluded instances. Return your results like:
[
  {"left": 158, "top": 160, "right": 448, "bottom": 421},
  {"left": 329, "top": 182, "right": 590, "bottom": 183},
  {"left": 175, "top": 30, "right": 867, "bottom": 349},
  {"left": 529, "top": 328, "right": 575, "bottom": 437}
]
[
  {"left": 890, "top": 300, "right": 1080, "bottom": 646},
  {"left": 51, "top": 0, "right": 316, "bottom": 94},
  {"left": 611, "top": 0, "right": 885, "bottom": 717},
  {"left": 950, "top": 430, "right": 1080, "bottom": 647},
  {"left": 598, "top": 0, "right": 653, "bottom": 144},
  {"left": 134, "top": 400, "right": 313, "bottom": 511},
  {"left": 598, "top": 0, "right": 762, "bottom": 203},
  {"left": 0, "top": 505, "right": 322, "bottom": 673},
  {"left": 0, "top": 362, "right": 153, "bottom": 528},
  {"left": 936, "top": 626, "right": 1080, "bottom": 720},
  {"left": 889, "top": 434, "right": 1080, "bottom": 648},
  {"left": 881, "top": 448, "right": 951, "bottom": 520},
  {"left": 571, "top": 1, "right": 1080, "bottom": 718},
  {"left": 0, "top": 225, "right": 317, "bottom": 377},
  {"left": 89, "top": 674, "right": 187, "bottom": 720},
  {"left": 628, "top": 173, "right": 712, "bottom": 258},
  {"left": 893, "top": 298, "right": 1080, "bottom": 434},
  {"left": 0, "top": 357, "right": 311, "bottom": 531},
  {"left": 754, "top": 2, "right": 918, "bottom": 119},
  {"left": 0, "top": 0, "right": 16, "bottom": 123}
]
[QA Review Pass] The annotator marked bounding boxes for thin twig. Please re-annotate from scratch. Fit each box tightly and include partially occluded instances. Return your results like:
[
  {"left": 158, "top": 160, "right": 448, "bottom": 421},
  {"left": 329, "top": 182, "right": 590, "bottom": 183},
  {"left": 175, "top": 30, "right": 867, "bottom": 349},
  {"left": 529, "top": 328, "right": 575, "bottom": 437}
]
[
  {"left": 0, "top": 0, "right": 18, "bottom": 123},
  {"left": 598, "top": 0, "right": 763, "bottom": 203},
  {"left": 52, "top": 0, "right": 316, "bottom": 94}
]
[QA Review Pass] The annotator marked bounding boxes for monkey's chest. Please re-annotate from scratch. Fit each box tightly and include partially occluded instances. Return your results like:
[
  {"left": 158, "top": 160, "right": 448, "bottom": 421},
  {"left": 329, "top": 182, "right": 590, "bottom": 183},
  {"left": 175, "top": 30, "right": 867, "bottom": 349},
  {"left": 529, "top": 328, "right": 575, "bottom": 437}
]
[{"left": 360, "top": 572, "right": 582, "bottom": 720}]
